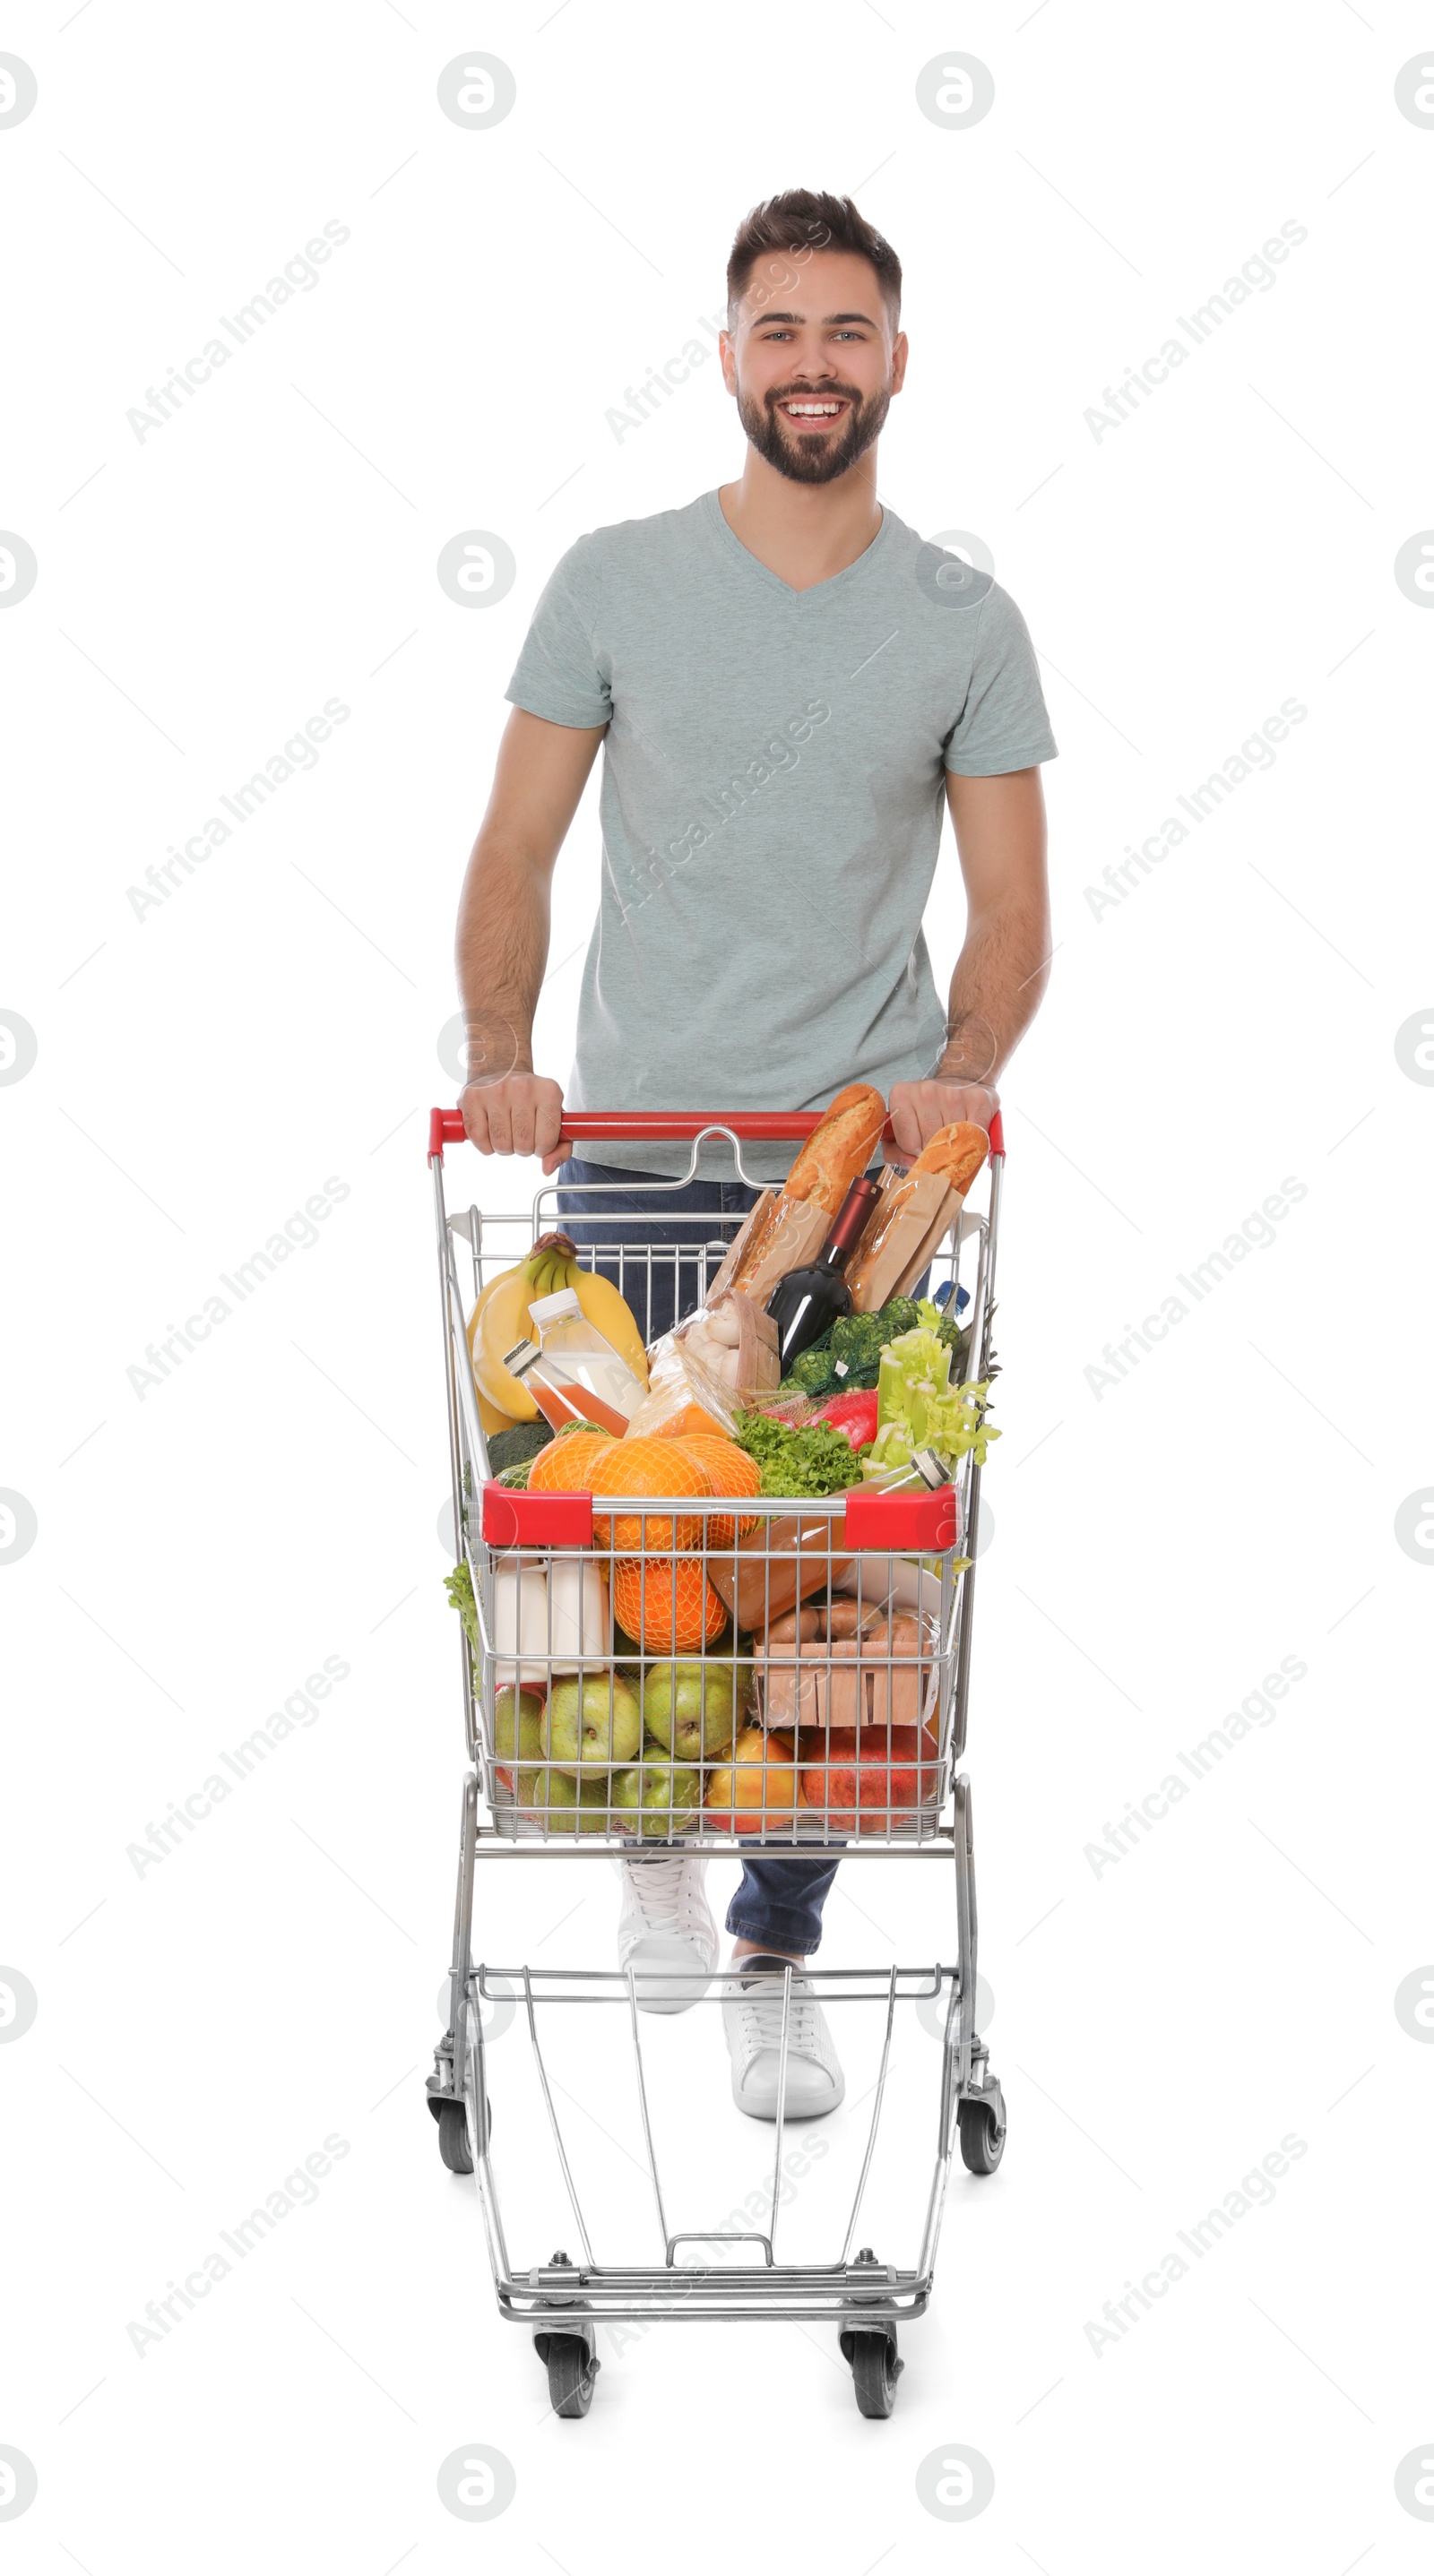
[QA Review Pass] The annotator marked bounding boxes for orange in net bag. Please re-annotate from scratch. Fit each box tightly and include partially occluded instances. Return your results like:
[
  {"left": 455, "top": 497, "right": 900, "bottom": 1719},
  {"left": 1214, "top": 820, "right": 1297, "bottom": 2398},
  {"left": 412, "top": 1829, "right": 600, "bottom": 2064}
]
[
  {"left": 589, "top": 1436, "right": 712, "bottom": 1552},
  {"left": 651, "top": 1402, "right": 732, "bottom": 1443},
  {"left": 612, "top": 1555, "right": 727, "bottom": 1653},
  {"left": 666, "top": 1434, "right": 763, "bottom": 1547},
  {"left": 527, "top": 1426, "right": 616, "bottom": 1495}
]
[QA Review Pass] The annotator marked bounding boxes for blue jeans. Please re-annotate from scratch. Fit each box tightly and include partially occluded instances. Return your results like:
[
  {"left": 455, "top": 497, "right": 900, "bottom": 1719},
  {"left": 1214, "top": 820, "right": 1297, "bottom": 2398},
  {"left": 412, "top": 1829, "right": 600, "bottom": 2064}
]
[
  {"left": 558, "top": 1155, "right": 841, "bottom": 1955},
  {"left": 723, "top": 1853, "right": 842, "bottom": 1956}
]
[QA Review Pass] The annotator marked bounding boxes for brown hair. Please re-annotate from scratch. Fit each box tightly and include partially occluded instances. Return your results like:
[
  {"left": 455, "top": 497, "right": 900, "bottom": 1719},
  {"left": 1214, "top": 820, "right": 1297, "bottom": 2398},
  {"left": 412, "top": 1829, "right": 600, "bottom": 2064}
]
[{"left": 726, "top": 190, "right": 902, "bottom": 330}]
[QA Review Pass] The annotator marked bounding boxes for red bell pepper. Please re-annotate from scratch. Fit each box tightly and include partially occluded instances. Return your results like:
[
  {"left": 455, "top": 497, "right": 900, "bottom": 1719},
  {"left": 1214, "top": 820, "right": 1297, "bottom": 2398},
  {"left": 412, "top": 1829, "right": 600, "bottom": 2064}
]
[{"left": 808, "top": 1389, "right": 880, "bottom": 1451}]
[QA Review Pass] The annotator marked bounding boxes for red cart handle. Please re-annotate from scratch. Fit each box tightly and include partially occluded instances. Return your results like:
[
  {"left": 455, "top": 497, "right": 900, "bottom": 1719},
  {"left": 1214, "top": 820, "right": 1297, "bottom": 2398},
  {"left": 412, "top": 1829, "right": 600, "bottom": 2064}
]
[{"left": 429, "top": 1106, "right": 1005, "bottom": 1160}]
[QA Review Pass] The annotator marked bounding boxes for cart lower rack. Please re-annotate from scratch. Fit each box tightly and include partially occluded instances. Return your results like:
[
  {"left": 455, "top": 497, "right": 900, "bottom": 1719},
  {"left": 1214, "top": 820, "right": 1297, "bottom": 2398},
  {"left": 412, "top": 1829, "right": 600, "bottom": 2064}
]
[{"left": 424, "top": 1109, "right": 1008, "bottom": 2417}]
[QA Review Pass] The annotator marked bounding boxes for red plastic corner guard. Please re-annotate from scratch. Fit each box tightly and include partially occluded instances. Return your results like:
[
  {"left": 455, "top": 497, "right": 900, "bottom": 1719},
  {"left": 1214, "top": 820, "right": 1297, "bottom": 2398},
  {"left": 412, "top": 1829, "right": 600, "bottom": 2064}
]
[
  {"left": 479, "top": 1483, "right": 594, "bottom": 1547},
  {"left": 429, "top": 1107, "right": 463, "bottom": 1160},
  {"left": 841, "top": 1484, "right": 963, "bottom": 1552}
]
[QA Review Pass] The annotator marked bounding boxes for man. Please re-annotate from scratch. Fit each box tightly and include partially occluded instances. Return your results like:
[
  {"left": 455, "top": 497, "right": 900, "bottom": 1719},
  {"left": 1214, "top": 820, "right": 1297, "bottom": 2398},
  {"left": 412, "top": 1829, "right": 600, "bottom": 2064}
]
[{"left": 455, "top": 190, "right": 1056, "bottom": 2123}]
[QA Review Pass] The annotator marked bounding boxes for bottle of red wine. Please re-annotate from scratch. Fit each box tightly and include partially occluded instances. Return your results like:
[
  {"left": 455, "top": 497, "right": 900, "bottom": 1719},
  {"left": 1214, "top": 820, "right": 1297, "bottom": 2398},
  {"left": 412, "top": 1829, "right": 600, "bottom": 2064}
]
[{"left": 765, "top": 1175, "right": 883, "bottom": 1370}]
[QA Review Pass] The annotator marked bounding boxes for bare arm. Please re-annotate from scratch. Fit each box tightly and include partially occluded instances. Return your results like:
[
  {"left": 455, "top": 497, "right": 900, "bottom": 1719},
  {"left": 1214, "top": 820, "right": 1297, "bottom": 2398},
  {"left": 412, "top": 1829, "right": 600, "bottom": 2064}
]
[
  {"left": 455, "top": 707, "right": 606, "bottom": 1167},
  {"left": 887, "top": 766, "right": 1051, "bottom": 1161}
]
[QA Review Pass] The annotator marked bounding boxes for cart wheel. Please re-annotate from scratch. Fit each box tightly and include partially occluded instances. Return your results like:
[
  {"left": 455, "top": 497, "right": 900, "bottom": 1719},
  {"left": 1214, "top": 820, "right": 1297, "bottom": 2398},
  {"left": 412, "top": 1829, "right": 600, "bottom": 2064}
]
[
  {"left": 540, "top": 2332, "right": 600, "bottom": 2418},
  {"left": 958, "top": 2093, "right": 1006, "bottom": 2175},
  {"left": 843, "top": 2327, "right": 903, "bottom": 2418},
  {"left": 458, "top": 1995, "right": 498, "bottom": 2158},
  {"left": 436, "top": 2100, "right": 473, "bottom": 2175}
]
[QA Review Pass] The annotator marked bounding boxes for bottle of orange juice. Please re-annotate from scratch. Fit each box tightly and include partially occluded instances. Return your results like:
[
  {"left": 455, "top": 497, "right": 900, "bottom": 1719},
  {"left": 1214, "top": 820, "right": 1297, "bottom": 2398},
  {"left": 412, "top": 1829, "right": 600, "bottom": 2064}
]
[{"left": 505, "top": 1288, "right": 644, "bottom": 1439}]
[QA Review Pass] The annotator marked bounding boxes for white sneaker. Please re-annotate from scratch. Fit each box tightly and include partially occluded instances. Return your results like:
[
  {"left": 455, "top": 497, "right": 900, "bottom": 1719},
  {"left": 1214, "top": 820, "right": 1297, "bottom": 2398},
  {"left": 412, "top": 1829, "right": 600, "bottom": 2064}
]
[
  {"left": 722, "top": 1954, "right": 846, "bottom": 2120},
  {"left": 615, "top": 1856, "right": 718, "bottom": 2014}
]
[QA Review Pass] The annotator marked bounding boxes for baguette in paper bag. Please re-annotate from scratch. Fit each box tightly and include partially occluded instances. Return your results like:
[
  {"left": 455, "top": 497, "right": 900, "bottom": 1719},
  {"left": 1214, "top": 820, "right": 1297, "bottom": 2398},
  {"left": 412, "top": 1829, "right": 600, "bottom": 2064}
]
[
  {"left": 708, "top": 1086, "right": 887, "bottom": 1308},
  {"left": 847, "top": 1123, "right": 989, "bottom": 1311}
]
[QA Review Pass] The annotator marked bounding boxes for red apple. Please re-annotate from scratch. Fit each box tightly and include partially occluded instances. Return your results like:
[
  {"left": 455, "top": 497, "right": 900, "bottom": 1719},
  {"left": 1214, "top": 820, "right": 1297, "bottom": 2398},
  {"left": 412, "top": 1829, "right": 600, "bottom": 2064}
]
[{"left": 799, "top": 1722, "right": 942, "bottom": 1835}]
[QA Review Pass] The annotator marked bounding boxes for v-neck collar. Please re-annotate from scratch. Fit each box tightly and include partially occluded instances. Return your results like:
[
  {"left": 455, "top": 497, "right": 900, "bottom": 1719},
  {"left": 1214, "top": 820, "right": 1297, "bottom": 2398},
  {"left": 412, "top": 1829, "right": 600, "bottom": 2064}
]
[{"left": 701, "top": 486, "right": 891, "bottom": 602}]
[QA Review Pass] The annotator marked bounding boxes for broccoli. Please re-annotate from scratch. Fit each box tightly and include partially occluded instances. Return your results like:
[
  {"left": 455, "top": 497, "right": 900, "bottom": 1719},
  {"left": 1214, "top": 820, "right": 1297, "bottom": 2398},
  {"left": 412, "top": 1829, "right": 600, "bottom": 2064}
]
[
  {"left": 824, "top": 1311, "right": 886, "bottom": 1383},
  {"left": 946, "top": 1321, "right": 973, "bottom": 1373},
  {"left": 781, "top": 1296, "right": 951, "bottom": 1398},
  {"left": 803, "top": 1297, "right": 921, "bottom": 1390},
  {"left": 488, "top": 1419, "right": 554, "bottom": 1472},
  {"left": 788, "top": 1344, "right": 840, "bottom": 1396}
]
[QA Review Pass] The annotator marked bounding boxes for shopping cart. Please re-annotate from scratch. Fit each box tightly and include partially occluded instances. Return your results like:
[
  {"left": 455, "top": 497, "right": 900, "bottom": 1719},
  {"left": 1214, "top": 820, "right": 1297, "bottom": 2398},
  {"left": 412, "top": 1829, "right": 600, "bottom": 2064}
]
[{"left": 424, "top": 1109, "right": 1008, "bottom": 2418}]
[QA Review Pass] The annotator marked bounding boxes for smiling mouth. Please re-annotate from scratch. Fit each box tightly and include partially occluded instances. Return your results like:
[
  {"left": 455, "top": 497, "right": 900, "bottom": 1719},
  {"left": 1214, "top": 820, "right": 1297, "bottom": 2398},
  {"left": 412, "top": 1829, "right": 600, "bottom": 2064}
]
[{"left": 776, "top": 397, "right": 848, "bottom": 426}]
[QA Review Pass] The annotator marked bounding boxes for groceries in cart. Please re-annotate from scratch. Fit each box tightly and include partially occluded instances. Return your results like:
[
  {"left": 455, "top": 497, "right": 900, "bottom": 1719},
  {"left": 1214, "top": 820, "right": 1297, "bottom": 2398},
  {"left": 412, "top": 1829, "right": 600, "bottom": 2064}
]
[
  {"left": 704, "top": 1081, "right": 889, "bottom": 1316},
  {"left": 466, "top": 1228, "right": 650, "bottom": 1434},
  {"left": 704, "top": 1083, "right": 989, "bottom": 1357},
  {"left": 765, "top": 1172, "right": 883, "bottom": 1370},
  {"left": 445, "top": 1085, "right": 1000, "bottom": 1848},
  {"left": 625, "top": 1287, "right": 782, "bottom": 1441},
  {"left": 505, "top": 1286, "right": 646, "bottom": 1436}
]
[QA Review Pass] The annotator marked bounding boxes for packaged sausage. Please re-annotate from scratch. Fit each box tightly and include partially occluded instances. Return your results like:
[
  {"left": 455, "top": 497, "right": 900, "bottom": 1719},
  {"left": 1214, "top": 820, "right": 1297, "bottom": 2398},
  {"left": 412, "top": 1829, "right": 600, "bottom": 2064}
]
[{"left": 751, "top": 1601, "right": 940, "bottom": 1731}]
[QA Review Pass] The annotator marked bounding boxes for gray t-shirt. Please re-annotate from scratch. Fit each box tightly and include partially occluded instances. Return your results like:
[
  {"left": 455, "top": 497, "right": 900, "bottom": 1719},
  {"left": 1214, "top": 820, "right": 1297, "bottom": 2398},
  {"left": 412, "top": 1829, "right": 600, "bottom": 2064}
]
[{"left": 505, "top": 487, "right": 1057, "bottom": 1177}]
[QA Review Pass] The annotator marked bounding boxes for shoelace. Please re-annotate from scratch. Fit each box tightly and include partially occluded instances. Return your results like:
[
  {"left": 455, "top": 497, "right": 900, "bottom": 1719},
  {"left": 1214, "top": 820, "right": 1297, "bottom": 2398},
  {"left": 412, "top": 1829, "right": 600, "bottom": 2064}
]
[
  {"left": 731, "top": 1978, "right": 824, "bottom": 2062},
  {"left": 623, "top": 1857, "right": 708, "bottom": 1941}
]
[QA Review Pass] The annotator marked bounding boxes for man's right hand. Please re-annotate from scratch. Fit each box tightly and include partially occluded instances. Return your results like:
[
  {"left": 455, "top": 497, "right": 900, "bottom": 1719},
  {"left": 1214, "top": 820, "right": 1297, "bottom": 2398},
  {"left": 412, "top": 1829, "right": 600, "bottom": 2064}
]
[{"left": 460, "top": 1073, "right": 571, "bottom": 1173}]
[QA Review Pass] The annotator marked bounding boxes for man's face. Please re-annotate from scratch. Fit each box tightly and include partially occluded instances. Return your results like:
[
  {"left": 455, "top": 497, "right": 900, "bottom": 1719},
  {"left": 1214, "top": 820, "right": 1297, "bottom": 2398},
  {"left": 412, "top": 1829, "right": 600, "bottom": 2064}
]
[{"left": 721, "top": 246, "right": 907, "bottom": 486}]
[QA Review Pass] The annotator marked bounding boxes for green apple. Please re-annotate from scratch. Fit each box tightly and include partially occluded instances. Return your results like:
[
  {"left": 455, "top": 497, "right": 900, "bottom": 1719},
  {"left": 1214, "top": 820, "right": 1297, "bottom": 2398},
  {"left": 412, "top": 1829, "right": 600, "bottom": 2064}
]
[
  {"left": 610, "top": 1758, "right": 704, "bottom": 1839},
  {"left": 641, "top": 1659, "right": 742, "bottom": 1763},
  {"left": 518, "top": 1767, "right": 617, "bottom": 1833},
  {"left": 492, "top": 1685, "right": 545, "bottom": 1777},
  {"left": 545, "top": 1674, "right": 642, "bottom": 1774}
]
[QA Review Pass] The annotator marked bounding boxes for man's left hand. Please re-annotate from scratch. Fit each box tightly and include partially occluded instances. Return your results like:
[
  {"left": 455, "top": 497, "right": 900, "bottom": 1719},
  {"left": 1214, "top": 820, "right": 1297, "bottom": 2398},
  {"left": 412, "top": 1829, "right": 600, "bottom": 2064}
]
[{"left": 886, "top": 1078, "right": 999, "bottom": 1165}]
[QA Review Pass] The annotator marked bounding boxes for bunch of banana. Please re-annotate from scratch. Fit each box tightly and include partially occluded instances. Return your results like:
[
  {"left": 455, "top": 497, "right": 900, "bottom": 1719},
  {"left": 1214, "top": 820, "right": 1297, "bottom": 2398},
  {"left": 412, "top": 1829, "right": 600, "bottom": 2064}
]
[
  {"left": 525, "top": 1237, "right": 580, "bottom": 1300},
  {"left": 467, "top": 1231, "right": 649, "bottom": 1423}
]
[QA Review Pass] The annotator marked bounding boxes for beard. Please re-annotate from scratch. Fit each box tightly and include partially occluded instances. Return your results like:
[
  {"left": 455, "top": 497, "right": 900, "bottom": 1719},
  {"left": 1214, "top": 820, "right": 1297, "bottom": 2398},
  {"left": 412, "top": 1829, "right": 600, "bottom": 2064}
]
[{"left": 735, "top": 377, "right": 892, "bottom": 485}]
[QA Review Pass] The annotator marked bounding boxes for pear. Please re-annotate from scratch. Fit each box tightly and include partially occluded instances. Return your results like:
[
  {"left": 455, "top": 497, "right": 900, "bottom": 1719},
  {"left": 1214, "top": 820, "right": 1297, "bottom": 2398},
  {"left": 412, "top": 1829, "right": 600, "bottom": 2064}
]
[
  {"left": 546, "top": 1674, "right": 642, "bottom": 1774},
  {"left": 642, "top": 1658, "right": 740, "bottom": 1762},
  {"left": 492, "top": 1685, "right": 545, "bottom": 1778},
  {"left": 610, "top": 1757, "right": 704, "bottom": 1839},
  {"left": 518, "top": 1768, "right": 616, "bottom": 1834}
]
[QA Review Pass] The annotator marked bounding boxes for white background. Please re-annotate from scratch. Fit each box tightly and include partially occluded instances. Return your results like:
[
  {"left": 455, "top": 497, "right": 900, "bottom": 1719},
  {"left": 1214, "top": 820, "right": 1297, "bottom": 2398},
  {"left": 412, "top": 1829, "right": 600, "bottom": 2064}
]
[{"left": 4, "top": 1, "right": 1433, "bottom": 2566}]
